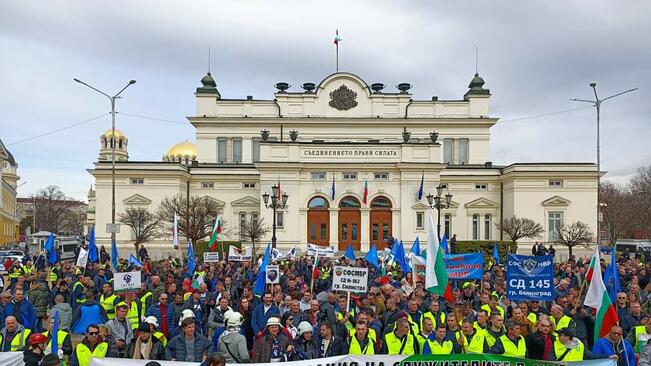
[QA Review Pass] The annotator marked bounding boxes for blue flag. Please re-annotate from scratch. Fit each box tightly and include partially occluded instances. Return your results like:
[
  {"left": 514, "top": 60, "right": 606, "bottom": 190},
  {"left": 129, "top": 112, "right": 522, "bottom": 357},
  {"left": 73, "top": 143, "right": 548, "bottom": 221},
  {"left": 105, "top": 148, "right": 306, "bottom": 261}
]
[
  {"left": 493, "top": 241, "right": 501, "bottom": 265},
  {"left": 396, "top": 241, "right": 411, "bottom": 273},
  {"left": 51, "top": 309, "right": 59, "bottom": 356},
  {"left": 603, "top": 246, "right": 621, "bottom": 304},
  {"left": 128, "top": 254, "right": 143, "bottom": 268},
  {"left": 44, "top": 233, "right": 54, "bottom": 251},
  {"left": 48, "top": 245, "right": 58, "bottom": 266},
  {"left": 417, "top": 172, "right": 424, "bottom": 201},
  {"left": 345, "top": 243, "right": 356, "bottom": 261},
  {"left": 331, "top": 175, "right": 336, "bottom": 200},
  {"left": 254, "top": 243, "right": 271, "bottom": 296},
  {"left": 187, "top": 240, "right": 196, "bottom": 277},
  {"left": 88, "top": 227, "right": 98, "bottom": 263},
  {"left": 111, "top": 239, "right": 118, "bottom": 271},
  {"left": 411, "top": 237, "right": 421, "bottom": 257},
  {"left": 44, "top": 233, "right": 57, "bottom": 265},
  {"left": 440, "top": 233, "right": 449, "bottom": 255},
  {"left": 365, "top": 244, "right": 380, "bottom": 269}
]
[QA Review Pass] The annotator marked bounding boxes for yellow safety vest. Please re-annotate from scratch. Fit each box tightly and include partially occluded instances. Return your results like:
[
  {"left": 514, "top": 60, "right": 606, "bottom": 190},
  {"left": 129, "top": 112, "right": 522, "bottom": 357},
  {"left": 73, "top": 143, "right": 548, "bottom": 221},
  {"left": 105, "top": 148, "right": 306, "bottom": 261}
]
[
  {"left": 473, "top": 321, "right": 488, "bottom": 333},
  {"left": 348, "top": 335, "right": 375, "bottom": 355},
  {"left": 422, "top": 311, "right": 446, "bottom": 329},
  {"left": 319, "top": 267, "right": 331, "bottom": 280},
  {"left": 484, "top": 329, "right": 503, "bottom": 348},
  {"left": 153, "top": 331, "right": 167, "bottom": 348},
  {"left": 42, "top": 329, "right": 69, "bottom": 354},
  {"left": 183, "top": 292, "right": 192, "bottom": 301},
  {"left": 633, "top": 325, "right": 651, "bottom": 353},
  {"left": 117, "top": 301, "right": 140, "bottom": 329},
  {"left": 461, "top": 330, "right": 486, "bottom": 354},
  {"left": 429, "top": 339, "right": 454, "bottom": 355},
  {"left": 140, "top": 292, "right": 153, "bottom": 317},
  {"left": 406, "top": 313, "right": 421, "bottom": 334},
  {"left": 499, "top": 335, "right": 526, "bottom": 358},
  {"left": 49, "top": 267, "right": 59, "bottom": 283},
  {"left": 526, "top": 312, "right": 538, "bottom": 326},
  {"left": 9, "top": 267, "right": 21, "bottom": 279},
  {"left": 75, "top": 342, "right": 108, "bottom": 366},
  {"left": 22, "top": 265, "right": 35, "bottom": 276},
  {"left": 481, "top": 304, "right": 505, "bottom": 318},
  {"left": 552, "top": 315, "right": 572, "bottom": 333},
  {"left": 73, "top": 282, "right": 87, "bottom": 304},
  {"left": 100, "top": 293, "right": 119, "bottom": 320},
  {"left": 0, "top": 328, "right": 31, "bottom": 351},
  {"left": 349, "top": 327, "right": 377, "bottom": 343},
  {"left": 337, "top": 309, "right": 356, "bottom": 330},
  {"left": 383, "top": 332, "right": 417, "bottom": 355},
  {"left": 553, "top": 339, "right": 584, "bottom": 361}
]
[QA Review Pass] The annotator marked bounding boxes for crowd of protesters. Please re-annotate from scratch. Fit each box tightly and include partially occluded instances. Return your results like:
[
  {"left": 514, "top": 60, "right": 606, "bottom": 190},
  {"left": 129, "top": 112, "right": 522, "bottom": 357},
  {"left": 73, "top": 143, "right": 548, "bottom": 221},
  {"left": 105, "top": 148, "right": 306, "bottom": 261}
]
[{"left": 1, "top": 242, "right": 651, "bottom": 366}]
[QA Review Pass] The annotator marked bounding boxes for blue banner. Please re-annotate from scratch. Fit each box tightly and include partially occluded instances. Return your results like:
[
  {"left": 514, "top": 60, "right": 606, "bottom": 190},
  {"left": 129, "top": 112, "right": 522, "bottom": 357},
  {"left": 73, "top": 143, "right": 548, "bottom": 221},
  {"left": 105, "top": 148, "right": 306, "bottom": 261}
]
[
  {"left": 506, "top": 254, "right": 554, "bottom": 301},
  {"left": 444, "top": 253, "right": 484, "bottom": 279}
]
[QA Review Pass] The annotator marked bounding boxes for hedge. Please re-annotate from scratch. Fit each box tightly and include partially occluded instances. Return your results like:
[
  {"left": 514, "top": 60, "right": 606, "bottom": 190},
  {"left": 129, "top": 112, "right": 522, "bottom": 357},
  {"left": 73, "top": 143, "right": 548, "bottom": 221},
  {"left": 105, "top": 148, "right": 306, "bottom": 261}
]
[
  {"left": 454, "top": 240, "right": 517, "bottom": 266},
  {"left": 193, "top": 240, "right": 242, "bottom": 260}
]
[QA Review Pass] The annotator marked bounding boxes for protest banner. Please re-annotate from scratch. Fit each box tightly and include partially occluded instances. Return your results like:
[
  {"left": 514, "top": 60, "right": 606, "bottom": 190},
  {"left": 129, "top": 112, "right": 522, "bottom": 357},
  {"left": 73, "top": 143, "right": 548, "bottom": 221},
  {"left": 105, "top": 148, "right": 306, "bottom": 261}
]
[
  {"left": 203, "top": 252, "right": 220, "bottom": 263},
  {"left": 272, "top": 247, "right": 297, "bottom": 262},
  {"left": 506, "top": 254, "right": 554, "bottom": 301},
  {"left": 307, "top": 243, "right": 335, "bottom": 257},
  {"left": 76, "top": 247, "right": 88, "bottom": 268},
  {"left": 113, "top": 271, "right": 141, "bottom": 293},
  {"left": 266, "top": 264, "right": 280, "bottom": 284},
  {"left": 332, "top": 266, "right": 368, "bottom": 293},
  {"left": 228, "top": 246, "right": 253, "bottom": 261},
  {"left": 444, "top": 253, "right": 484, "bottom": 279}
]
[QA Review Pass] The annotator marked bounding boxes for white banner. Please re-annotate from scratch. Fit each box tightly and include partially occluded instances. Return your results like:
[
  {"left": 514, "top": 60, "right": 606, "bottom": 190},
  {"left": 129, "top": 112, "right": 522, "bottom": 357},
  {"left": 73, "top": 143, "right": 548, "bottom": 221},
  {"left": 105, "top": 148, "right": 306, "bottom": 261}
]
[
  {"left": 76, "top": 247, "right": 88, "bottom": 268},
  {"left": 0, "top": 352, "right": 22, "bottom": 366},
  {"left": 228, "top": 246, "right": 253, "bottom": 261},
  {"left": 332, "top": 265, "right": 368, "bottom": 292},
  {"left": 113, "top": 271, "right": 141, "bottom": 293},
  {"left": 266, "top": 264, "right": 280, "bottom": 284},
  {"left": 203, "top": 252, "right": 220, "bottom": 263},
  {"left": 307, "top": 243, "right": 335, "bottom": 257},
  {"left": 272, "top": 247, "right": 297, "bottom": 261}
]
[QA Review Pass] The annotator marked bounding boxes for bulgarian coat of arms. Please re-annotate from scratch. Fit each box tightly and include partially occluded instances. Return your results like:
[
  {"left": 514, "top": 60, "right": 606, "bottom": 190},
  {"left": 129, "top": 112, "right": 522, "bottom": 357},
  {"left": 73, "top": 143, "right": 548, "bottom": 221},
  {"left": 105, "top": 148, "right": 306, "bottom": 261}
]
[{"left": 329, "top": 84, "right": 358, "bottom": 111}]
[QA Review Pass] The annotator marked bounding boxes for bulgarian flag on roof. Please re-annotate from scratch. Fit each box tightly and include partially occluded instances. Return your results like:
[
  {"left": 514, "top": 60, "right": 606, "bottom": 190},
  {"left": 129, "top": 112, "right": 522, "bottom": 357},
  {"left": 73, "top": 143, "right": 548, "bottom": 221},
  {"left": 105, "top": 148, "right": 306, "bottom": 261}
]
[
  {"left": 363, "top": 180, "right": 368, "bottom": 204},
  {"left": 584, "top": 246, "right": 619, "bottom": 344},
  {"left": 208, "top": 215, "right": 222, "bottom": 250},
  {"left": 334, "top": 29, "right": 342, "bottom": 45}
]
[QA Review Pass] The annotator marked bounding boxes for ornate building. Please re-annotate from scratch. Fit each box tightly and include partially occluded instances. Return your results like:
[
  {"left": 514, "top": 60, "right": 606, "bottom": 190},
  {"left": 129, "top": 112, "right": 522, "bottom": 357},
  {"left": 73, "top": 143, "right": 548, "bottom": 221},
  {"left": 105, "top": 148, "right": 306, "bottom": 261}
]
[
  {"left": 88, "top": 70, "right": 598, "bottom": 258},
  {"left": 0, "top": 138, "right": 20, "bottom": 246}
]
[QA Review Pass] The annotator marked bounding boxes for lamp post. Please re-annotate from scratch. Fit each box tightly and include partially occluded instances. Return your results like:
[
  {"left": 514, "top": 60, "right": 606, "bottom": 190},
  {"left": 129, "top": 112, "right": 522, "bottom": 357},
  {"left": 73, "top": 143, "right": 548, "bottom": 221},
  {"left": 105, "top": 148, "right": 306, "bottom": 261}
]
[
  {"left": 426, "top": 185, "right": 453, "bottom": 242},
  {"left": 74, "top": 78, "right": 136, "bottom": 248},
  {"left": 571, "top": 83, "right": 637, "bottom": 247},
  {"left": 262, "top": 184, "right": 288, "bottom": 248}
]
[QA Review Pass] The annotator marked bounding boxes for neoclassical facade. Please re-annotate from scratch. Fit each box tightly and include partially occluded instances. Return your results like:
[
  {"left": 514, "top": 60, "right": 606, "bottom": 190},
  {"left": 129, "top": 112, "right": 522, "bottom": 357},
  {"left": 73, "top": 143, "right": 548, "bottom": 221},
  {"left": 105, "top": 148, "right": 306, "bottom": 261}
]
[{"left": 88, "top": 71, "right": 598, "bottom": 258}]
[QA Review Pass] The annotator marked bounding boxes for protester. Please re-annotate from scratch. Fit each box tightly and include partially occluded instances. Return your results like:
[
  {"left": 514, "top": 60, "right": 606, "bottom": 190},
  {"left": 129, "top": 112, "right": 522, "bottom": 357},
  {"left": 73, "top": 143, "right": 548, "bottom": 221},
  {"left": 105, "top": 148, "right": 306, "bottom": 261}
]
[
  {"left": 23, "top": 333, "right": 47, "bottom": 366},
  {"left": 252, "top": 317, "right": 292, "bottom": 362},
  {"left": 126, "top": 322, "right": 166, "bottom": 360},
  {"left": 70, "top": 324, "right": 112, "bottom": 366},
  {"left": 0, "top": 315, "right": 32, "bottom": 351},
  {"left": 217, "top": 312, "right": 250, "bottom": 363},
  {"left": 592, "top": 325, "right": 636, "bottom": 366},
  {"left": 165, "top": 317, "right": 211, "bottom": 362}
]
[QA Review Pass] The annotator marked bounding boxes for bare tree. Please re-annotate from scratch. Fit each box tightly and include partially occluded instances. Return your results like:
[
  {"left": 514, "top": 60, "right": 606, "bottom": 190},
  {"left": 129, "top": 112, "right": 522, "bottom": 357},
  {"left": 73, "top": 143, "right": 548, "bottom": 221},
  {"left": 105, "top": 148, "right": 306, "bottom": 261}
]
[
  {"left": 631, "top": 165, "right": 651, "bottom": 238},
  {"left": 556, "top": 221, "right": 595, "bottom": 258},
  {"left": 118, "top": 208, "right": 160, "bottom": 252},
  {"left": 33, "top": 186, "right": 85, "bottom": 234},
  {"left": 240, "top": 218, "right": 270, "bottom": 255},
  {"left": 601, "top": 181, "right": 637, "bottom": 245},
  {"left": 156, "top": 194, "right": 225, "bottom": 244},
  {"left": 496, "top": 216, "right": 544, "bottom": 245}
]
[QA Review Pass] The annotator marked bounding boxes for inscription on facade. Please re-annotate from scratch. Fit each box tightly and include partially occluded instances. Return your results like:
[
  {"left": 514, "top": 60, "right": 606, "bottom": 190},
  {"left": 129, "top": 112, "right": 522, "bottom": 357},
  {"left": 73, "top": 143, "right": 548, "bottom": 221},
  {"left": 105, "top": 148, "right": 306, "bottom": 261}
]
[{"left": 303, "top": 148, "right": 398, "bottom": 158}]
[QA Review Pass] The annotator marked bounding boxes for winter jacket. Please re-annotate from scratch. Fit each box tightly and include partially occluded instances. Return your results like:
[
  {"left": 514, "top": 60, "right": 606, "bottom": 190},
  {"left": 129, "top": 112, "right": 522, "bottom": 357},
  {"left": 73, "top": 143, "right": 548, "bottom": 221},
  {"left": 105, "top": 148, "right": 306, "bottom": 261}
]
[
  {"left": 165, "top": 331, "right": 212, "bottom": 362},
  {"left": 49, "top": 288, "right": 71, "bottom": 306},
  {"left": 28, "top": 282, "right": 50, "bottom": 317},
  {"left": 23, "top": 350, "right": 43, "bottom": 366},
  {"left": 526, "top": 331, "right": 557, "bottom": 360},
  {"left": 252, "top": 331, "right": 291, "bottom": 363},
  {"left": 126, "top": 335, "right": 166, "bottom": 360},
  {"left": 3, "top": 299, "right": 37, "bottom": 330},
  {"left": 52, "top": 302, "right": 73, "bottom": 330},
  {"left": 592, "top": 337, "right": 635, "bottom": 366},
  {"left": 208, "top": 306, "right": 233, "bottom": 331},
  {"left": 292, "top": 336, "right": 320, "bottom": 360},
  {"left": 218, "top": 329, "right": 250, "bottom": 363},
  {"left": 640, "top": 341, "right": 651, "bottom": 366},
  {"left": 145, "top": 302, "right": 176, "bottom": 336},
  {"left": 104, "top": 318, "right": 134, "bottom": 351},
  {"left": 181, "top": 298, "right": 209, "bottom": 332},
  {"left": 312, "top": 334, "right": 348, "bottom": 357},
  {"left": 71, "top": 299, "right": 107, "bottom": 335},
  {"left": 251, "top": 303, "right": 280, "bottom": 335}
]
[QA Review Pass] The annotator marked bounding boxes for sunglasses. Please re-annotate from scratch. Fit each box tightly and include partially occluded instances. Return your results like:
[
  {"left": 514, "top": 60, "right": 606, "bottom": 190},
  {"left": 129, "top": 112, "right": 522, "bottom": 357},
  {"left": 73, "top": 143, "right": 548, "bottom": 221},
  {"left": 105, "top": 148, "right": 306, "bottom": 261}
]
[{"left": 88, "top": 332, "right": 99, "bottom": 336}]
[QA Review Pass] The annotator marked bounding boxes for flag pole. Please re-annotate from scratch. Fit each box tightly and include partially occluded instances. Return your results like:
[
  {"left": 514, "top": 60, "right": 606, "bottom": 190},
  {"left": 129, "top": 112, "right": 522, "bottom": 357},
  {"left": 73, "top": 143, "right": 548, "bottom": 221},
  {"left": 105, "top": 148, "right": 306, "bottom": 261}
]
[{"left": 336, "top": 42, "right": 339, "bottom": 72}]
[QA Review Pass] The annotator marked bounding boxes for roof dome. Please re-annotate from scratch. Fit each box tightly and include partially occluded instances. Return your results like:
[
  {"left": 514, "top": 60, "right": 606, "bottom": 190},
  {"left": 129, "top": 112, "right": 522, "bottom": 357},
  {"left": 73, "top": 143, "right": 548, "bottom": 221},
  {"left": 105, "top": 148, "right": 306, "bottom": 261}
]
[
  {"left": 102, "top": 128, "right": 126, "bottom": 139},
  {"left": 164, "top": 140, "right": 197, "bottom": 162}
]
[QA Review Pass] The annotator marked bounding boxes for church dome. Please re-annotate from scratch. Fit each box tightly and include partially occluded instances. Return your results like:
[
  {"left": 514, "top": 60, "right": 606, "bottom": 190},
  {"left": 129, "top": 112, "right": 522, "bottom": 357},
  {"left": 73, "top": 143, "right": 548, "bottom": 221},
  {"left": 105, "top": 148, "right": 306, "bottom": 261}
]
[
  {"left": 101, "top": 128, "right": 127, "bottom": 140},
  {"left": 164, "top": 140, "right": 197, "bottom": 163}
]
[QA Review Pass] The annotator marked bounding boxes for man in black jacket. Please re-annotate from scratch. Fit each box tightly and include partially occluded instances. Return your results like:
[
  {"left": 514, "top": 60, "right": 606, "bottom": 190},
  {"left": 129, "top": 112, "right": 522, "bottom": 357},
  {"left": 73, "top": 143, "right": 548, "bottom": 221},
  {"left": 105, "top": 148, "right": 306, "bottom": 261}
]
[
  {"left": 526, "top": 318, "right": 556, "bottom": 360},
  {"left": 314, "top": 321, "right": 347, "bottom": 357},
  {"left": 126, "top": 323, "right": 165, "bottom": 360}
]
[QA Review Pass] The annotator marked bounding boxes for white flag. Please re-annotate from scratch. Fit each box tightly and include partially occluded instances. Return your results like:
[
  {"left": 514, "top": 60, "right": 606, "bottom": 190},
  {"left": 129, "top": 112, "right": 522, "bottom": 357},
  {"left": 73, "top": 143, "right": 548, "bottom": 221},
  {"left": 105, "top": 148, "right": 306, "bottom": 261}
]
[
  {"left": 173, "top": 212, "right": 179, "bottom": 248},
  {"left": 76, "top": 248, "right": 89, "bottom": 268}
]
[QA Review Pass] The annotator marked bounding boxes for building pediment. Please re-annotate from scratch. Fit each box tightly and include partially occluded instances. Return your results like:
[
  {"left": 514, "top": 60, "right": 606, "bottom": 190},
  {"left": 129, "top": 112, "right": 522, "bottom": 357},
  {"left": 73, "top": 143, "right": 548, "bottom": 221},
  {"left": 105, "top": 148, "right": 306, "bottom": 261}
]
[
  {"left": 411, "top": 202, "right": 429, "bottom": 210},
  {"left": 541, "top": 195, "right": 571, "bottom": 207},
  {"left": 202, "top": 196, "right": 225, "bottom": 207},
  {"left": 464, "top": 197, "right": 499, "bottom": 209},
  {"left": 122, "top": 194, "right": 152, "bottom": 206},
  {"left": 231, "top": 196, "right": 261, "bottom": 208}
]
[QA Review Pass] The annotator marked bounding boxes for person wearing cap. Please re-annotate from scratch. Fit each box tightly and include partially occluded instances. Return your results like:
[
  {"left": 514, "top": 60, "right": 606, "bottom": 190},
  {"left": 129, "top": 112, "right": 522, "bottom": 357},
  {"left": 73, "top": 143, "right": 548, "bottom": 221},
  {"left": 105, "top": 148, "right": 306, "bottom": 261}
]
[
  {"left": 490, "top": 320, "right": 527, "bottom": 358},
  {"left": 165, "top": 317, "right": 211, "bottom": 362},
  {"left": 70, "top": 324, "right": 112, "bottom": 366},
  {"left": 23, "top": 332, "right": 47, "bottom": 366},
  {"left": 104, "top": 302, "right": 134, "bottom": 357},
  {"left": 144, "top": 316, "right": 168, "bottom": 347},
  {"left": 122, "top": 293, "right": 143, "bottom": 330},
  {"left": 42, "top": 315, "right": 73, "bottom": 358},
  {"left": 252, "top": 316, "right": 292, "bottom": 362},
  {"left": 380, "top": 317, "right": 419, "bottom": 354},
  {"left": 126, "top": 322, "right": 165, "bottom": 360},
  {"left": 554, "top": 328, "right": 585, "bottom": 361},
  {"left": 291, "top": 321, "right": 318, "bottom": 360},
  {"left": 217, "top": 311, "right": 250, "bottom": 363},
  {"left": 145, "top": 292, "right": 176, "bottom": 339}
]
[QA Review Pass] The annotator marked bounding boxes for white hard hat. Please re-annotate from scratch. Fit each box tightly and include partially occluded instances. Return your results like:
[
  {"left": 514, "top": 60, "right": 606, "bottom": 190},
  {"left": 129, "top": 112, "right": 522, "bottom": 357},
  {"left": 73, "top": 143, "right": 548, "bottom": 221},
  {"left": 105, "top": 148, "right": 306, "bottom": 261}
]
[
  {"left": 226, "top": 312, "right": 243, "bottom": 328},
  {"left": 179, "top": 309, "right": 195, "bottom": 326},
  {"left": 144, "top": 316, "right": 159, "bottom": 327},
  {"left": 297, "top": 321, "right": 314, "bottom": 336}
]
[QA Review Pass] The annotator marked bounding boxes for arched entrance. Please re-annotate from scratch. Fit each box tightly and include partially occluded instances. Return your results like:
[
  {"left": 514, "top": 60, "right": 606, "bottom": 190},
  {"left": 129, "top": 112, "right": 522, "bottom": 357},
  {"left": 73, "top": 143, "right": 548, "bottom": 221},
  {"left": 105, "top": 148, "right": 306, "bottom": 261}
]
[
  {"left": 308, "top": 196, "right": 330, "bottom": 246},
  {"left": 370, "top": 196, "right": 392, "bottom": 250},
  {"left": 338, "top": 196, "right": 361, "bottom": 250}
]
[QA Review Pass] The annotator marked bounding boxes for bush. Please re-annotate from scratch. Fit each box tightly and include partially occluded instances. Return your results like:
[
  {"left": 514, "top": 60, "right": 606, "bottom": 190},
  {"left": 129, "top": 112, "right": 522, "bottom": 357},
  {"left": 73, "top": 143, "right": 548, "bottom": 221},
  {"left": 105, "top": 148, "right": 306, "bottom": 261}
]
[
  {"left": 193, "top": 240, "right": 242, "bottom": 260},
  {"left": 454, "top": 240, "right": 517, "bottom": 266}
]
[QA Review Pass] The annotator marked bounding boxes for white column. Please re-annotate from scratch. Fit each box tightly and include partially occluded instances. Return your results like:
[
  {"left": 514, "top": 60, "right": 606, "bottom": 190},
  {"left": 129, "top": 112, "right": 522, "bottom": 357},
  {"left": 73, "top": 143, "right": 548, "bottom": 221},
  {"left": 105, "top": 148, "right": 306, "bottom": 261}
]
[
  {"left": 329, "top": 208, "right": 339, "bottom": 247},
  {"left": 242, "top": 138, "right": 253, "bottom": 163}
]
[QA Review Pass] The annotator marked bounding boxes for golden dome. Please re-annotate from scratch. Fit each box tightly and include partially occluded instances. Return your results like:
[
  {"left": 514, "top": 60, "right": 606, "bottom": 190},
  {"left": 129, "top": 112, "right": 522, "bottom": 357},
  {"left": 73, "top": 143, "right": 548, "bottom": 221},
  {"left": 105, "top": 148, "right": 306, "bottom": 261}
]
[
  {"left": 165, "top": 140, "right": 197, "bottom": 160},
  {"left": 101, "top": 128, "right": 126, "bottom": 139}
]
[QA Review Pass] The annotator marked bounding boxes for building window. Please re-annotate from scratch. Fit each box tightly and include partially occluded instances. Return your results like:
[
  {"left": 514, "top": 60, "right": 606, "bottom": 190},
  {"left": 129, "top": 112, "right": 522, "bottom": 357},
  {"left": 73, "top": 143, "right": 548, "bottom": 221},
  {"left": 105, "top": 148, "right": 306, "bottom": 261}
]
[
  {"left": 459, "top": 138, "right": 469, "bottom": 165},
  {"left": 416, "top": 212, "right": 424, "bottom": 230},
  {"left": 443, "top": 138, "right": 454, "bottom": 164},
  {"left": 444, "top": 213, "right": 452, "bottom": 237},
  {"left": 311, "top": 172, "right": 326, "bottom": 181},
  {"left": 484, "top": 214, "right": 492, "bottom": 240},
  {"left": 243, "top": 182, "right": 256, "bottom": 189},
  {"left": 232, "top": 138, "right": 242, "bottom": 163},
  {"left": 548, "top": 211, "right": 563, "bottom": 241},
  {"left": 549, "top": 180, "right": 563, "bottom": 188},
  {"left": 251, "top": 212, "right": 259, "bottom": 223},
  {"left": 276, "top": 211, "right": 284, "bottom": 229},
  {"left": 472, "top": 214, "right": 480, "bottom": 240},
  {"left": 252, "top": 139, "right": 261, "bottom": 162},
  {"left": 201, "top": 182, "right": 214, "bottom": 189},
  {"left": 342, "top": 172, "right": 357, "bottom": 180},
  {"left": 475, "top": 184, "right": 487, "bottom": 190},
  {"left": 239, "top": 212, "right": 247, "bottom": 239},
  {"left": 374, "top": 172, "right": 389, "bottom": 180},
  {"left": 130, "top": 178, "right": 144, "bottom": 185},
  {"left": 217, "top": 138, "right": 227, "bottom": 163}
]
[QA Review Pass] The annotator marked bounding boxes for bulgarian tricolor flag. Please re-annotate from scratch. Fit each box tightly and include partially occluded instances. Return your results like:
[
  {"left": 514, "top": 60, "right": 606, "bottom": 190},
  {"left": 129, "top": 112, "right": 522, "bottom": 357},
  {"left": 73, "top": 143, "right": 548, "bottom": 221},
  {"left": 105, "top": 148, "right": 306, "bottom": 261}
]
[
  {"left": 584, "top": 247, "right": 619, "bottom": 344},
  {"left": 362, "top": 180, "right": 368, "bottom": 204},
  {"left": 311, "top": 251, "right": 319, "bottom": 293},
  {"left": 334, "top": 29, "right": 342, "bottom": 45},
  {"left": 207, "top": 215, "right": 222, "bottom": 250},
  {"left": 425, "top": 208, "right": 454, "bottom": 302}
]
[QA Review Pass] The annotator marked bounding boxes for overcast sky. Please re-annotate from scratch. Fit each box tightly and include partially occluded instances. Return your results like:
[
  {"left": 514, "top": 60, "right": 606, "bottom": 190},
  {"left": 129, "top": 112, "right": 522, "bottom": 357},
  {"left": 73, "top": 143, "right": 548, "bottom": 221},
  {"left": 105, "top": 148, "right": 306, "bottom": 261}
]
[{"left": 1, "top": 1, "right": 649, "bottom": 201}]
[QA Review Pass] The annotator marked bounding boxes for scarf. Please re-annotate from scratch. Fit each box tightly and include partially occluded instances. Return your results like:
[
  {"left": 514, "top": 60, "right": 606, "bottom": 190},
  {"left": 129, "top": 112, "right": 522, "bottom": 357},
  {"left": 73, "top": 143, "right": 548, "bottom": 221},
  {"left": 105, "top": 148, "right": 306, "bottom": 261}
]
[{"left": 132, "top": 337, "right": 153, "bottom": 360}]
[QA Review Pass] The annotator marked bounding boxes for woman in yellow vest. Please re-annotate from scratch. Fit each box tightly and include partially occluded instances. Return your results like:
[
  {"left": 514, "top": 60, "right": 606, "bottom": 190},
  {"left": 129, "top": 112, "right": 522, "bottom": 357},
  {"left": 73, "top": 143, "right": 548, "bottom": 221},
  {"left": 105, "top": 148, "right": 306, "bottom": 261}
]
[
  {"left": 348, "top": 322, "right": 376, "bottom": 355},
  {"left": 491, "top": 321, "right": 526, "bottom": 358},
  {"left": 70, "top": 324, "right": 112, "bottom": 366},
  {"left": 554, "top": 328, "right": 584, "bottom": 361}
]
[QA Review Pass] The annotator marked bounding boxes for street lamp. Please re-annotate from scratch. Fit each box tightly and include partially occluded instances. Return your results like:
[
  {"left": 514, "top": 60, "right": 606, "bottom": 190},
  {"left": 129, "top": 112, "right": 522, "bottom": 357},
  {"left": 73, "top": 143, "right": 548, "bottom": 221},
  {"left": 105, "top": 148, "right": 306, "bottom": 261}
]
[
  {"left": 74, "top": 78, "right": 136, "bottom": 248},
  {"left": 426, "top": 185, "right": 453, "bottom": 242},
  {"left": 262, "top": 184, "right": 288, "bottom": 248},
  {"left": 571, "top": 83, "right": 637, "bottom": 247}
]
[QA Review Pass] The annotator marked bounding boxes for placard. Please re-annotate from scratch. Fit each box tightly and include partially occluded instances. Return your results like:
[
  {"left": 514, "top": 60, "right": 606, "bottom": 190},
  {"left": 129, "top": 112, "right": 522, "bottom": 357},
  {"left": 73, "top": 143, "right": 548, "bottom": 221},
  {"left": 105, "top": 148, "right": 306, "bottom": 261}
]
[
  {"left": 332, "top": 266, "right": 368, "bottom": 293},
  {"left": 113, "top": 271, "right": 142, "bottom": 293},
  {"left": 266, "top": 265, "right": 279, "bottom": 284},
  {"left": 228, "top": 246, "right": 252, "bottom": 261},
  {"left": 76, "top": 247, "right": 88, "bottom": 268},
  {"left": 506, "top": 254, "right": 554, "bottom": 301},
  {"left": 307, "top": 243, "right": 335, "bottom": 257},
  {"left": 203, "top": 252, "right": 220, "bottom": 263},
  {"left": 444, "top": 253, "right": 484, "bottom": 279}
]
